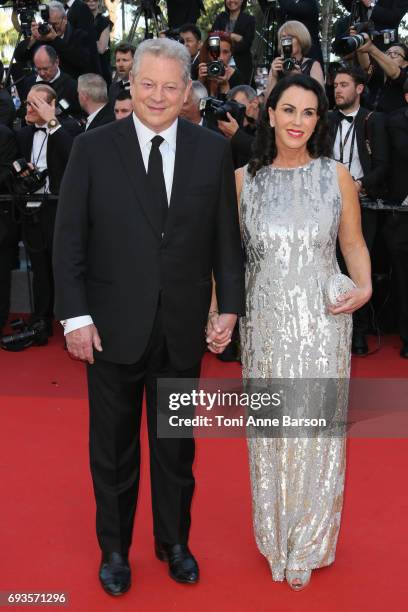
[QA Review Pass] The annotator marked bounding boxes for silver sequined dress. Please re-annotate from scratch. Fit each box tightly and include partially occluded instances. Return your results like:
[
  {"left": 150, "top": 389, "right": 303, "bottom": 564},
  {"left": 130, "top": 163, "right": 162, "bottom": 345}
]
[{"left": 240, "top": 157, "right": 352, "bottom": 581}]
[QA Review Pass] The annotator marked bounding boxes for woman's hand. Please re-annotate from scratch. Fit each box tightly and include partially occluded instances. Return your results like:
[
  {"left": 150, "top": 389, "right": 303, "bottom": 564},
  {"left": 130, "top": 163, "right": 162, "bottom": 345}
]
[
  {"left": 328, "top": 286, "right": 372, "bottom": 315},
  {"left": 270, "top": 56, "right": 283, "bottom": 77},
  {"left": 198, "top": 62, "right": 208, "bottom": 81}
]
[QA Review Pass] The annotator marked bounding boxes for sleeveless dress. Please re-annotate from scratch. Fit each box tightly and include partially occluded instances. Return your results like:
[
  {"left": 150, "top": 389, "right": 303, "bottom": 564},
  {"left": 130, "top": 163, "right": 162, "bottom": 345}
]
[{"left": 239, "top": 157, "right": 352, "bottom": 581}]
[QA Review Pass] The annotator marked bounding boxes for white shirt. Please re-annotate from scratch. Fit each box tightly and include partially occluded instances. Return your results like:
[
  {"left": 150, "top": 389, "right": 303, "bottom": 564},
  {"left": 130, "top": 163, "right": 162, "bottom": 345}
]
[
  {"left": 62, "top": 113, "right": 178, "bottom": 335},
  {"left": 333, "top": 107, "right": 364, "bottom": 181},
  {"left": 36, "top": 68, "right": 61, "bottom": 83},
  {"left": 85, "top": 105, "right": 104, "bottom": 131},
  {"left": 31, "top": 122, "right": 61, "bottom": 193}
]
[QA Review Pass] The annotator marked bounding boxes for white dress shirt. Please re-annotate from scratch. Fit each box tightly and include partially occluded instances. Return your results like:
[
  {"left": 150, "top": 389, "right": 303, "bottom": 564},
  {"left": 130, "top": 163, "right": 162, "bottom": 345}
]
[
  {"left": 85, "top": 105, "right": 104, "bottom": 131},
  {"left": 31, "top": 122, "right": 61, "bottom": 193},
  {"left": 333, "top": 107, "right": 364, "bottom": 181},
  {"left": 36, "top": 68, "right": 61, "bottom": 84},
  {"left": 62, "top": 113, "right": 178, "bottom": 335}
]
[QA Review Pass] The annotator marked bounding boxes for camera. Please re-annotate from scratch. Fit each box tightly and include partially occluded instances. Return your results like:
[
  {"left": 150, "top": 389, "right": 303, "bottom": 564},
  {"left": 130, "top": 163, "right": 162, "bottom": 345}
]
[
  {"left": 163, "top": 28, "right": 184, "bottom": 44},
  {"left": 207, "top": 36, "right": 225, "bottom": 78},
  {"left": 11, "top": 158, "right": 48, "bottom": 195},
  {"left": 0, "top": 318, "right": 49, "bottom": 351},
  {"left": 199, "top": 97, "right": 246, "bottom": 126},
  {"left": 281, "top": 36, "right": 296, "bottom": 72},
  {"left": 332, "top": 21, "right": 397, "bottom": 56},
  {"left": 0, "top": 0, "right": 48, "bottom": 38}
]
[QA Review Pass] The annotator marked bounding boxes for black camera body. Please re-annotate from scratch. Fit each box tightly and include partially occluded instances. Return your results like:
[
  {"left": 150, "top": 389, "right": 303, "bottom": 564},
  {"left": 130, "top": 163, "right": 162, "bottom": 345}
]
[
  {"left": 1, "top": 0, "right": 48, "bottom": 38},
  {"left": 11, "top": 158, "right": 48, "bottom": 195},
  {"left": 1, "top": 318, "right": 49, "bottom": 351},
  {"left": 199, "top": 97, "right": 246, "bottom": 126},
  {"left": 281, "top": 35, "right": 296, "bottom": 72},
  {"left": 333, "top": 21, "right": 397, "bottom": 56},
  {"left": 207, "top": 35, "right": 226, "bottom": 78}
]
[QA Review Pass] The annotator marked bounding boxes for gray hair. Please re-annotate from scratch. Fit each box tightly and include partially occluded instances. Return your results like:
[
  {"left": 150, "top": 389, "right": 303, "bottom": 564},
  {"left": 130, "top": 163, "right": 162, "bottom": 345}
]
[
  {"left": 227, "top": 84, "right": 257, "bottom": 102},
  {"left": 78, "top": 73, "right": 108, "bottom": 103},
  {"left": 131, "top": 38, "right": 191, "bottom": 85},
  {"left": 48, "top": 1, "right": 66, "bottom": 17},
  {"left": 190, "top": 80, "right": 208, "bottom": 105}
]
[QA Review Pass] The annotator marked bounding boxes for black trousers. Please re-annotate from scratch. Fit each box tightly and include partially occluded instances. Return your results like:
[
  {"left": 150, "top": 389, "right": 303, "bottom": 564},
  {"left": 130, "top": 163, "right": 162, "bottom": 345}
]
[
  {"left": 87, "top": 307, "right": 201, "bottom": 554},
  {"left": 383, "top": 212, "right": 408, "bottom": 342},
  {"left": 22, "top": 202, "right": 57, "bottom": 320}
]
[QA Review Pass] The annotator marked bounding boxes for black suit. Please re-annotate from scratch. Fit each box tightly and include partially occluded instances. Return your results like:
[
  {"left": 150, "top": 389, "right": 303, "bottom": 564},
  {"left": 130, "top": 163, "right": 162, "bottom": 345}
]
[
  {"left": 166, "top": 0, "right": 204, "bottom": 28},
  {"left": 212, "top": 11, "right": 256, "bottom": 84},
  {"left": 108, "top": 79, "right": 130, "bottom": 107},
  {"left": 66, "top": 0, "right": 101, "bottom": 74},
  {"left": 85, "top": 103, "right": 115, "bottom": 131},
  {"left": 0, "top": 126, "right": 18, "bottom": 330},
  {"left": 0, "top": 89, "right": 15, "bottom": 128},
  {"left": 53, "top": 115, "right": 245, "bottom": 552},
  {"left": 15, "top": 24, "right": 91, "bottom": 80},
  {"left": 19, "top": 72, "right": 81, "bottom": 118},
  {"left": 340, "top": 0, "right": 408, "bottom": 35},
  {"left": 15, "top": 120, "right": 81, "bottom": 321}
]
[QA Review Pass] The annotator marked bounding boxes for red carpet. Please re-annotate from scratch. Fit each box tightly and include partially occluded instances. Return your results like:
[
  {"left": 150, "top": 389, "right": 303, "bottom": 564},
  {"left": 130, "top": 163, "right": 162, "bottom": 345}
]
[{"left": 0, "top": 328, "right": 407, "bottom": 611}]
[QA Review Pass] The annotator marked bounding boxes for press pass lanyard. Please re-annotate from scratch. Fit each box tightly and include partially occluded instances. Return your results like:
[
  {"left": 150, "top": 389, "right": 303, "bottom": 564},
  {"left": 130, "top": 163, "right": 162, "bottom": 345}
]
[{"left": 338, "top": 120, "right": 356, "bottom": 172}]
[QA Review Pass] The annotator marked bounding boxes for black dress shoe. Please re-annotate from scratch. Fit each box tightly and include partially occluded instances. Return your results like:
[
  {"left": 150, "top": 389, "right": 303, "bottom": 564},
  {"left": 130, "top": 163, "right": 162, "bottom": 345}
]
[
  {"left": 400, "top": 342, "right": 408, "bottom": 359},
  {"left": 99, "top": 552, "right": 131, "bottom": 596},
  {"left": 352, "top": 333, "right": 368, "bottom": 356},
  {"left": 155, "top": 541, "right": 199, "bottom": 584}
]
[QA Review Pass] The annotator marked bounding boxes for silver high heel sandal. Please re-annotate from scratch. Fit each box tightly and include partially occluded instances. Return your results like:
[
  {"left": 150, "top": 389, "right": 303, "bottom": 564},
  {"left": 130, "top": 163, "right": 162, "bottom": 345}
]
[{"left": 285, "top": 569, "right": 312, "bottom": 591}]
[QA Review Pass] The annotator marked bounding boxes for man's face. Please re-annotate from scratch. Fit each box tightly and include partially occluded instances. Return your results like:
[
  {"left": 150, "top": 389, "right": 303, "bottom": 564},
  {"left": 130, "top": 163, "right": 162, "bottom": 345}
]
[
  {"left": 116, "top": 52, "right": 134, "bottom": 80},
  {"left": 334, "top": 73, "right": 362, "bottom": 109},
  {"left": 220, "top": 41, "right": 232, "bottom": 67},
  {"left": 386, "top": 46, "right": 408, "bottom": 69},
  {"left": 114, "top": 98, "right": 134, "bottom": 120},
  {"left": 130, "top": 54, "right": 191, "bottom": 132},
  {"left": 48, "top": 10, "right": 67, "bottom": 36},
  {"left": 180, "top": 31, "right": 201, "bottom": 58},
  {"left": 179, "top": 89, "right": 200, "bottom": 122},
  {"left": 34, "top": 53, "right": 59, "bottom": 82},
  {"left": 26, "top": 89, "right": 51, "bottom": 125},
  {"left": 233, "top": 91, "right": 260, "bottom": 122}
]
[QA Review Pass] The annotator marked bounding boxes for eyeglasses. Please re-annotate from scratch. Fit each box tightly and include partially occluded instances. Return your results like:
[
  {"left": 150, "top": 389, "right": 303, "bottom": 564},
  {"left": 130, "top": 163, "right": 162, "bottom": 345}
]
[{"left": 386, "top": 51, "right": 404, "bottom": 59}]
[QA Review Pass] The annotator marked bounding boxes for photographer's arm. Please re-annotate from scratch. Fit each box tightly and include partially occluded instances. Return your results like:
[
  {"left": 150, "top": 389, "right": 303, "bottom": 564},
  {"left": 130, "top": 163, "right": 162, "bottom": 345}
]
[{"left": 364, "top": 39, "right": 401, "bottom": 79}]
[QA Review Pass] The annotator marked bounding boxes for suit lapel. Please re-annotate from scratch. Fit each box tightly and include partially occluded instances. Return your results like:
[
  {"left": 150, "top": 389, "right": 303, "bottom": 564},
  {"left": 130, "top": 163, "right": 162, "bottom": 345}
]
[
  {"left": 354, "top": 108, "right": 369, "bottom": 172},
  {"left": 163, "top": 119, "right": 196, "bottom": 240},
  {"left": 111, "top": 115, "right": 162, "bottom": 239}
]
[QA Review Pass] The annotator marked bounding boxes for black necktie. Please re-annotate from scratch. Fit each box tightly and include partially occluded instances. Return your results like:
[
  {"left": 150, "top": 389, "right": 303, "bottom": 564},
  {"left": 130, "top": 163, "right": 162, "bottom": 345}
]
[
  {"left": 147, "top": 135, "right": 168, "bottom": 236},
  {"left": 337, "top": 111, "right": 354, "bottom": 124}
]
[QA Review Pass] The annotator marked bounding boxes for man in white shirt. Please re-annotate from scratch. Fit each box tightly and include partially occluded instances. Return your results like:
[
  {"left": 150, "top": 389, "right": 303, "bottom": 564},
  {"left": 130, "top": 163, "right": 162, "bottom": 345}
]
[{"left": 78, "top": 73, "right": 114, "bottom": 131}]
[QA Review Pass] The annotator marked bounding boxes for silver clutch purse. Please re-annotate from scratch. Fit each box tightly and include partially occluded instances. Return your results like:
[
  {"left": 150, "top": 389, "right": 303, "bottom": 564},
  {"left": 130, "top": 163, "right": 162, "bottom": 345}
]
[{"left": 325, "top": 273, "right": 356, "bottom": 307}]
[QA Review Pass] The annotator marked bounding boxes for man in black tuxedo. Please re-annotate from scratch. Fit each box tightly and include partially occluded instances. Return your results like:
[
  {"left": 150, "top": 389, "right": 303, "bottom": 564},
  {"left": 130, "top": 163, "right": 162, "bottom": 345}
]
[
  {"left": 78, "top": 73, "right": 114, "bottom": 130},
  {"left": 0, "top": 125, "right": 18, "bottom": 335},
  {"left": 108, "top": 43, "right": 135, "bottom": 107},
  {"left": 339, "top": 0, "right": 408, "bottom": 39},
  {"left": 65, "top": 0, "right": 101, "bottom": 74},
  {"left": 329, "top": 65, "right": 389, "bottom": 355},
  {"left": 15, "top": 2, "right": 91, "bottom": 80},
  {"left": 19, "top": 46, "right": 81, "bottom": 118},
  {"left": 384, "top": 80, "right": 408, "bottom": 357},
  {"left": 179, "top": 23, "right": 202, "bottom": 80},
  {"left": 16, "top": 83, "right": 81, "bottom": 338},
  {"left": 53, "top": 38, "right": 244, "bottom": 596}
]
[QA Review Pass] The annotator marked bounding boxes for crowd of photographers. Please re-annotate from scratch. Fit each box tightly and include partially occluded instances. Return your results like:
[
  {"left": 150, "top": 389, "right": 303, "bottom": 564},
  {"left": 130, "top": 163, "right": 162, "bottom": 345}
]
[{"left": 0, "top": 0, "right": 408, "bottom": 356}]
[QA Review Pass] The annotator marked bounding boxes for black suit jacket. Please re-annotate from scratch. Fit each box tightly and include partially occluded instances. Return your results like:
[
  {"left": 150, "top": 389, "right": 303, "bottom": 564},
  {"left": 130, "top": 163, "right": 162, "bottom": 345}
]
[
  {"left": 166, "top": 0, "right": 204, "bottom": 28},
  {"left": 15, "top": 119, "right": 81, "bottom": 194},
  {"left": 15, "top": 24, "right": 91, "bottom": 80},
  {"left": 86, "top": 103, "right": 115, "bottom": 131},
  {"left": 212, "top": 11, "right": 255, "bottom": 84},
  {"left": 53, "top": 116, "right": 245, "bottom": 368},
  {"left": 0, "top": 125, "right": 17, "bottom": 192},
  {"left": 0, "top": 89, "right": 15, "bottom": 129},
  {"left": 19, "top": 72, "right": 81, "bottom": 118},
  {"left": 340, "top": 0, "right": 408, "bottom": 32},
  {"left": 66, "top": 0, "right": 101, "bottom": 74},
  {"left": 108, "top": 80, "right": 130, "bottom": 107},
  {"left": 387, "top": 107, "right": 408, "bottom": 203},
  {"left": 328, "top": 107, "right": 389, "bottom": 199}
]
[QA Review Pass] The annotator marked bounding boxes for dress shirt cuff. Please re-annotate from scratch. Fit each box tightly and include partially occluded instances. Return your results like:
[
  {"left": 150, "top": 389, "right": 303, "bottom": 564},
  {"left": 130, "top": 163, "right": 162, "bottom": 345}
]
[
  {"left": 61, "top": 315, "right": 94, "bottom": 335},
  {"left": 48, "top": 124, "right": 62, "bottom": 136}
]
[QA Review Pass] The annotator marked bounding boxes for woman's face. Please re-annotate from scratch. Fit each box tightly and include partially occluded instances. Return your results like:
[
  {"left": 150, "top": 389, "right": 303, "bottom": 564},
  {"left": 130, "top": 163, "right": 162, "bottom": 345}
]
[
  {"left": 226, "top": 0, "right": 243, "bottom": 12},
  {"left": 220, "top": 41, "right": 232, "bottom": 67},
  {"left": 84, "top": 0, "right": 99, "bottom": 12},
  {"left": 280, "top": 32, "right": 302, "bottom": 58},
  {"left": 268, "top": 86, "right": 319, "bottom": 151}
]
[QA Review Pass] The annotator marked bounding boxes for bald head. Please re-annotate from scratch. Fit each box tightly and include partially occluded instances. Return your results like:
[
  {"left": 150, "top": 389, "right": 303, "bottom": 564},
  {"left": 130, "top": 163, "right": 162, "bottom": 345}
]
[{"left": 34, "top": 45, "right": 59, "bottom": 82}]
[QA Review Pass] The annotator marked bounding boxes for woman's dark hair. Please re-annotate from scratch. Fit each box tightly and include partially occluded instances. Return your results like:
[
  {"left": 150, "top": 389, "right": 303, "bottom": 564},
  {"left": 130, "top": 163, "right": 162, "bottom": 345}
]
[
  {"left": 224, "top": 0, "right": 247, "bottom": 13},
  {"left": 248, "top": 74, "right": 331, "bottom": 177}
]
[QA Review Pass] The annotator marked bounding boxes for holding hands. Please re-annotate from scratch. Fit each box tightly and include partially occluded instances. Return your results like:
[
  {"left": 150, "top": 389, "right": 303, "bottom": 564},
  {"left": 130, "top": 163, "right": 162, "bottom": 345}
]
[{"left": 206, "top": 312, "right": 237, "bottom": 354}]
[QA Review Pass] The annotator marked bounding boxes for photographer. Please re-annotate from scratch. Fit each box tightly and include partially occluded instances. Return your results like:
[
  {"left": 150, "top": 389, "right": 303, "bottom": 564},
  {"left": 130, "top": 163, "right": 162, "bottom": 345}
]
[
  {"left": 179, "top": 80, "right": 208, "bottom": 125},
  {"left": 339, "top": 0, "right": 408, "bottom": 43},
  {"left": 14, "top": 2, "right": 91, "bottom": 80},
  {"left": 198, "top": 32, "right": 245, "bottom": 99},
  {"left": 19, "top": 46, "right": 81, "bottom": 118},
  {"left": 356, "top": 37, "right": 408, "bottom": 112},
  {"left": 0, "top": 125, "right": 18, "bottom": 336},
  {"left": 329, "top": 65, "right": 389, "bottom": 354},
  {"left": 259, "top": 0, "right": 322, "bottom": 65},
  {"left": 384, "top": 78, "right": 408, "bottom": 357},
  {"left": 211, "top": 0, "right": 255, "bottom": 84},
  {"left": 179, "top": 23, "right": 202, "bottom": 79},
  {"left": 108, "top": 43, "right": 135, "bottom": 106},
  {"left": 14, "top": 83, "right": 81, "bottom": 339},
  {"left": 65, "top": 0, "right": 101, "bottom": 74},
  {"left": 217, "top": 84, "right": 260, "bottom": 168},
  {"left": 266, "top": 20, "right": 324, "bottom": 97}
]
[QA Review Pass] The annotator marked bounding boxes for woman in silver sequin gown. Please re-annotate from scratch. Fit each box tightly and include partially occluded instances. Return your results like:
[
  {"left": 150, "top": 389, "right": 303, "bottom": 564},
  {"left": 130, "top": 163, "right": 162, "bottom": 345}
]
[{"left": 236, "top": 75, "right": 372, "bottom": 589}]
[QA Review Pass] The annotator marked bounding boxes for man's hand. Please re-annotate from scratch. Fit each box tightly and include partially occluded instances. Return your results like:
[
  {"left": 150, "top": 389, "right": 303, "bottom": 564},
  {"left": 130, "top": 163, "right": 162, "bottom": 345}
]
[
  {"left": 30, "top": 21, "right": 42, "bottom": 42},
  {"left": 217, "top": 112, "right": 239, "bottom": 138},
  {"left": 206, "top": 313, "right": 237, "bottom": 354},
  {"left": 354, "top": 179, "right": 363, "bottom": 194},
  {"left": 353, "top": 31, "right": 373, "bottom": 53},
  {"left": 29, "top": 94, "right": 57, "bottom": 123},
  {"left": 66, "top": 323, "right": 103, "bottom": 364},
  {"left": 41, "top": 25, "right": 58, "bottom": 42}
]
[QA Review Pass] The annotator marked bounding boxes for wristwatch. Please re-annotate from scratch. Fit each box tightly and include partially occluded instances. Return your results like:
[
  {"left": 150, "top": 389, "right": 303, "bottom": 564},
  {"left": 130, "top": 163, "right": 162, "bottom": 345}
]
[{"left": 47, "top": 117, "right": 60, "bottom": 129}]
